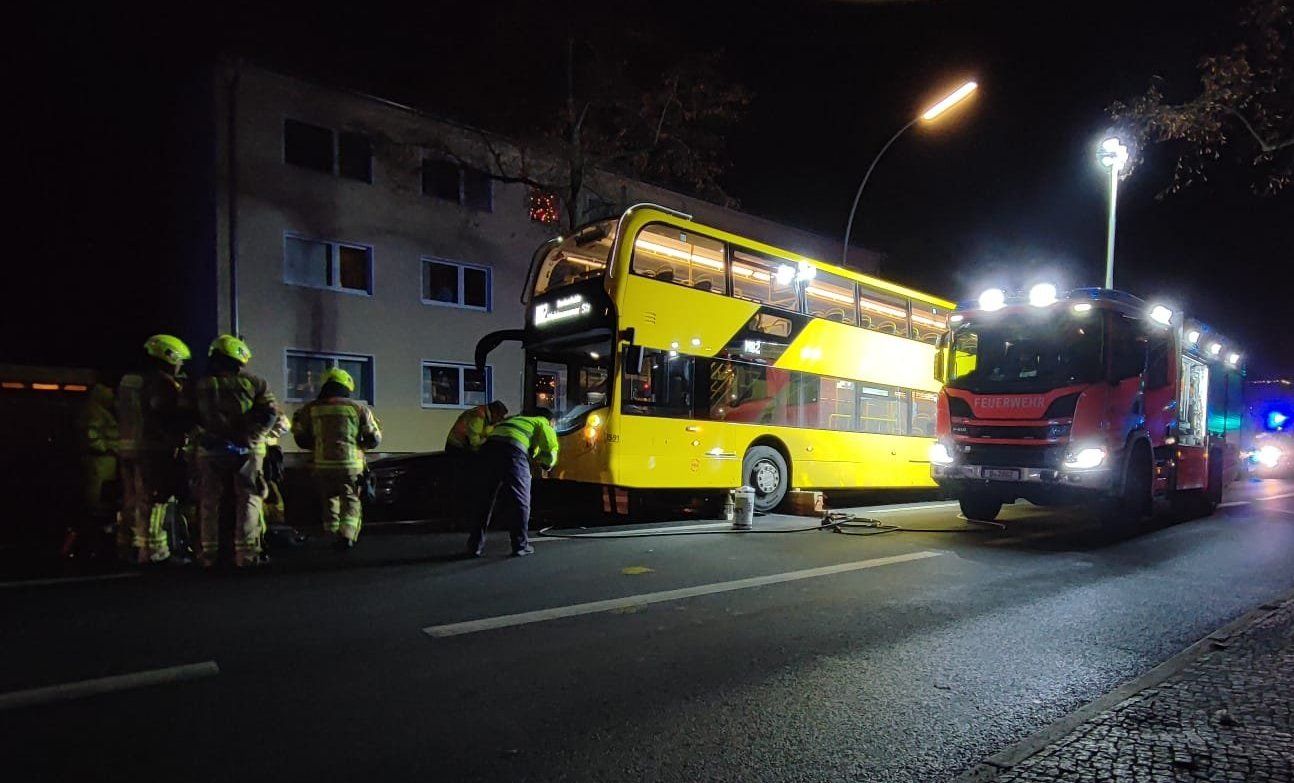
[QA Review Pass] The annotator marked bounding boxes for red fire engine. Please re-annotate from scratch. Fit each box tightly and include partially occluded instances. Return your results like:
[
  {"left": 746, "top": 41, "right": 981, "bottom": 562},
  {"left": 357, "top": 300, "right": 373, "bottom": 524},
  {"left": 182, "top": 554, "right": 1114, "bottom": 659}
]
[{"left": 930, "top": 286, "right": 1244, "bottom": 526}]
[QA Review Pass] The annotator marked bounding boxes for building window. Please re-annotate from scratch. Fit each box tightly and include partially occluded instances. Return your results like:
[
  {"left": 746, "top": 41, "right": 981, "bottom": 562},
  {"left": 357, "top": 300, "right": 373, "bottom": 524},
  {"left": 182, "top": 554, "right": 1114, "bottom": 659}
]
[
  {"left": 421, "top": 158, "right": 494, "bottom": 212},
  {"left": 422, "top": 258, "right": 491, "bottom": 310},
  {"left": 285, "top": 351, "right": 374, "bottom": 403},
  {"left": 422, "top": 361, "right": 492, "bottom": 408},
  {"left": 284, "top": 235, "right": 373, "bottom": 294},
  {"left": 283, "top": 119, "right": 372, "bottom": 183}
]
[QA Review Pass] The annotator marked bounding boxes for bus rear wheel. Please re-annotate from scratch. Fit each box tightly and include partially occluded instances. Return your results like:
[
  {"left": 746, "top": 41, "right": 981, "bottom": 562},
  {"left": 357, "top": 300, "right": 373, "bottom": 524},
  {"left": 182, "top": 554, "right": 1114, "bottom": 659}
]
[{"left": 742, "top": 446, "right": 788, "bottom": 513}]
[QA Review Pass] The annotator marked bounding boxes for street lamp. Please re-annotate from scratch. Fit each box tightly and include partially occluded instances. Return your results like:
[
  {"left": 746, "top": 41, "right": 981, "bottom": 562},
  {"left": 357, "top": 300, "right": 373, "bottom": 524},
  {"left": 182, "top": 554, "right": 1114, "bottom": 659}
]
[
  {"left": 1098, "top": 136, "right": 1129, "bottom": 289},
  {"left": 841, "top": 80, "right": 978, "bottom": 267}
]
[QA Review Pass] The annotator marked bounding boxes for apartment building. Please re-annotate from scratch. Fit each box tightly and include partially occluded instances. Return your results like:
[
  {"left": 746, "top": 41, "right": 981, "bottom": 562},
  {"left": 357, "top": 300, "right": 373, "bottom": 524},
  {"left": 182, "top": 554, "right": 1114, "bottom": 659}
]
[{"left": 185, "top": 61, "right": 878, "bottom": 454}]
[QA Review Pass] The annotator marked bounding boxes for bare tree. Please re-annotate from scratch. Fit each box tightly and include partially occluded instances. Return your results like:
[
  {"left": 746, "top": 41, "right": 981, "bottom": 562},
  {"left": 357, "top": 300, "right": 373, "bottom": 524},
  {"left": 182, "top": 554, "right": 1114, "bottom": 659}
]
[{"left": 1109, "top": 0, "right": 1293, "bottom": 195}]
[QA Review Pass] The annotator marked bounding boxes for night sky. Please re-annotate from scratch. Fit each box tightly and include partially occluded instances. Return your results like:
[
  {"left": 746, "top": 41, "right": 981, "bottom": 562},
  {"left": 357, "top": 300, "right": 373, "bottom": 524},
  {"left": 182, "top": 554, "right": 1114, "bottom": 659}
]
[{"left": 9, "top": 0, "right": 1291, "bottom": 376}]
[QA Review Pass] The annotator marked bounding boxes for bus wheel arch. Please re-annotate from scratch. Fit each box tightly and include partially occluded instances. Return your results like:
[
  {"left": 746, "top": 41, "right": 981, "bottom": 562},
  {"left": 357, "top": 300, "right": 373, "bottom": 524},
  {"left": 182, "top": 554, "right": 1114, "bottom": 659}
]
[{"left": 742, "top": 438, "right": 791, "bottom": 513}]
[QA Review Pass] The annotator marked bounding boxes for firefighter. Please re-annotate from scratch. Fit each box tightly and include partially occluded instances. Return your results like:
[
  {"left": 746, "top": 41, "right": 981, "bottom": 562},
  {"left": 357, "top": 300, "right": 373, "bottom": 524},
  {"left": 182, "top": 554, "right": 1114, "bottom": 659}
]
[
  {"left": 78, "top": 382, "right": 120, "bottom": 552},
  {"left": 291, "top": 368, "right": 381, "bottom": 550},
  {"left": 445, "top": 400, "right": 508, "bottom": 454},
  {"left": 445, "top": 399, "right": 508, "bottom": 521},
  {"left": 117, "top": 335, "right": 191, "bottom": 564},
  {"left": 467, "top": 407, "right": 558, "bottom": 558},
  {"left": 193, "top": 335, "right": 283, "bottom": 568}
]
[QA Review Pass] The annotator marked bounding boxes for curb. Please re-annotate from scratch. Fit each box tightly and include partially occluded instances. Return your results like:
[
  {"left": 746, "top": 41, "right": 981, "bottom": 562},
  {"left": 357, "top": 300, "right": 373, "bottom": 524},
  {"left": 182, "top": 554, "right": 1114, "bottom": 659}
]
[{"left": 949, "top": 590, "right": 1294, "bottom": 783}]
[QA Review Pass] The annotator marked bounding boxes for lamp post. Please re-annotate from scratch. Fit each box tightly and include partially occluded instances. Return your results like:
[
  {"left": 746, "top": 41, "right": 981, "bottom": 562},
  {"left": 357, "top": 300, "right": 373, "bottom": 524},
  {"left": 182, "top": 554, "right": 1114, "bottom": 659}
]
[
  {"left": 1098, "top": 136, "right": 1129, "bottom": 289},
  {"left": 841, "top": 80, "right": 978, "bottom": 267}
]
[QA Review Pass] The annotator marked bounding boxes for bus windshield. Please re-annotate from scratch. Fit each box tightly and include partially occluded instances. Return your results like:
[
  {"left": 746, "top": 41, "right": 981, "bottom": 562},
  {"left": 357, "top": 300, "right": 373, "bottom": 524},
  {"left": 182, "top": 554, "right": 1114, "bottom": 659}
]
[
  {"left": 947, "top": 312, "right": 1104, "bottom": 394},
  {"left": 533, "top": 220, "right": 617, "bottom": 297},
  {"left": 530, "top": 344, "right": 612, "bottom": 434}
]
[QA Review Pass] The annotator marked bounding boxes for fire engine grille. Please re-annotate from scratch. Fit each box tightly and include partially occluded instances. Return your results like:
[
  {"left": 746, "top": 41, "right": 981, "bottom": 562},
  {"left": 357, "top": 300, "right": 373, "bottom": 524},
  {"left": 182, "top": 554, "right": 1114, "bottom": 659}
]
[{"left": 960, "top": 444, "right": 1064, "bottom": 469}]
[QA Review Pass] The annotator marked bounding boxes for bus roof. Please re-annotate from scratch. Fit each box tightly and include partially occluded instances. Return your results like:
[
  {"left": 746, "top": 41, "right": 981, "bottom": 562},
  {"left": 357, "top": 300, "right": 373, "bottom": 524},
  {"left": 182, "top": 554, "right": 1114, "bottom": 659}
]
[{"left": 613, "top": 204, "right": 956, "bottom": 310}]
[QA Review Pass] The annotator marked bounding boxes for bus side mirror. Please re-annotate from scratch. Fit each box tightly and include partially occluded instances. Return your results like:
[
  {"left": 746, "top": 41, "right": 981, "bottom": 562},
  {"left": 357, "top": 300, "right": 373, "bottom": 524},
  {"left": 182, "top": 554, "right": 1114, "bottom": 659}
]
[{"left": 624, "top": 345, "right": 644, "bottom": 375}]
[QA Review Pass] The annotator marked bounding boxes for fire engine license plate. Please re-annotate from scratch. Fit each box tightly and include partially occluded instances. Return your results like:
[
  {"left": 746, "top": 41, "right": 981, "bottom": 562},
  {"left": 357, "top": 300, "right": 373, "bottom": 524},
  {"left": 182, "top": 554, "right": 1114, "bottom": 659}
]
[{"left": 982, "top": 468, "right": 1021, "bottom": 481}]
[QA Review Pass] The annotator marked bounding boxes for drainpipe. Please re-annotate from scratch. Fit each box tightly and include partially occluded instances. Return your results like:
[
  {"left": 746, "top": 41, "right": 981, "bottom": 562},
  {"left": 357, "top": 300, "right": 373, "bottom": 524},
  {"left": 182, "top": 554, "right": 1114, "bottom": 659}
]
[{"left": 227, "top": 63, "right": 241, "bottom": 336}]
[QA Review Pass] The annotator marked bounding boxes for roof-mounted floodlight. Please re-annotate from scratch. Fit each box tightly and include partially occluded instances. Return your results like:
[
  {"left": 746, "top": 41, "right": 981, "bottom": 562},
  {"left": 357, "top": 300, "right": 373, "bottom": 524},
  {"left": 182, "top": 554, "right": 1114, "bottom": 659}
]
[
  {"left": 1028, "top": 283, "right": 1058, "bottom": 307},
  {"left": 978, "top": 288, "right": 1006, "bottom": 312},
  {"left": 1149, "top": 305, "right": 1173, "bottom": 325}
]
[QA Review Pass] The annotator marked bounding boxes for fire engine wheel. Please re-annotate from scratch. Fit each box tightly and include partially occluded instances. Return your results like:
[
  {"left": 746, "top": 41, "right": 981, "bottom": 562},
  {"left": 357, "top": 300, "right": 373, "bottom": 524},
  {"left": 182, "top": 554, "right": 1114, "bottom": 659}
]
[
  {"left": 1100, "top": 443, "right": 1153, "bottom": 529},
  {"left": 958, "top": 493, "right": 1002, "bottom": 522},
  {"left": 743, "top": 446, "right": 788, "bottom": 513}
]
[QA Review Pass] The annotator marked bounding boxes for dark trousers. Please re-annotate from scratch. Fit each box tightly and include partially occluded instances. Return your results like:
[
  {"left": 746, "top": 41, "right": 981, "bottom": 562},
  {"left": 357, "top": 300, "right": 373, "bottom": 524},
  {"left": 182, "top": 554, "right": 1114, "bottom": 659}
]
[{"left": 467, "top": 440, "right": 531, "bottom": 554}]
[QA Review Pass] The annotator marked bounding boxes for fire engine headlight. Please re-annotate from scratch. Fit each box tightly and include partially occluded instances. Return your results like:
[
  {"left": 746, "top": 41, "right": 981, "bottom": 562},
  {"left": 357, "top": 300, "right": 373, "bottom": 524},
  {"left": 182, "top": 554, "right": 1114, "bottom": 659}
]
[
  {"left": 1064, "top": 447, "right": 1106, "bottom": 470},
  {"left": 1257, "top": 445, "right": 1282, "bottom": 468},
  {"left": 928, "top": 442, "right": 955, "bottom": 466}
]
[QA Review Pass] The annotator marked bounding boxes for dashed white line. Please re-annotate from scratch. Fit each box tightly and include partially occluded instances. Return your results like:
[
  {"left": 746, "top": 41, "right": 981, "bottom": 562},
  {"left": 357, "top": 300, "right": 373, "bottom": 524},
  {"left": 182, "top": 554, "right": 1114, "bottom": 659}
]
[
  {"left": 0, "top": 661, "right": 220, "bottom": 711},
  {"left": 423, "top": 550, "right": 943, "bottom": 637}
]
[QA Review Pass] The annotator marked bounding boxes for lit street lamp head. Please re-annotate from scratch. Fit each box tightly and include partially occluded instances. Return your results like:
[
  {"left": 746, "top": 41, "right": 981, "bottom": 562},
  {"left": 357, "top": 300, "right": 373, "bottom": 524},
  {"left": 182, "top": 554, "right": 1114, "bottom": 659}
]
[
  {"left": 1098, "top": 136, "right": 1129, "bottom": 170},
  {"left": 920, "top": 81, "right": 978, "bottom": 122}
]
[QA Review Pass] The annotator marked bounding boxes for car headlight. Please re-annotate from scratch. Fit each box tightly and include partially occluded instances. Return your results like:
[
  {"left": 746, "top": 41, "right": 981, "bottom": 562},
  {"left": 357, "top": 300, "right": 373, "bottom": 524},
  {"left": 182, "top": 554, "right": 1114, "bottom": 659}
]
[
  {"left": 1257, "top": 445, "right": 1282, "bottom": 468},
  {"left": 1064, "top": 447, "right": 1106, "bottom": 470},
  {"left": 928, "top": 442, "right": 955, "bottom": 466}
]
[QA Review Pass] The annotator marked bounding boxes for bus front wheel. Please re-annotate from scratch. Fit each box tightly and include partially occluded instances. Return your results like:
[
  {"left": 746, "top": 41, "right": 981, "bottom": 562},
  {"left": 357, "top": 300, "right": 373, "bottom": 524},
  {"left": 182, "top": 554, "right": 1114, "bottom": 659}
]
[{"left": 743, "top": 446, "right": 788, "bottom": 513}]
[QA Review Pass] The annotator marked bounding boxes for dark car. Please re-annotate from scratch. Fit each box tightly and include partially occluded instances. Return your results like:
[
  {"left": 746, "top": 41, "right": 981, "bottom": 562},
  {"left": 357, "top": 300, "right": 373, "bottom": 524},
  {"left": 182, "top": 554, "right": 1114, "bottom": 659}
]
[{"left": 364, "top": 450, "right": 465, "bottom": 527}]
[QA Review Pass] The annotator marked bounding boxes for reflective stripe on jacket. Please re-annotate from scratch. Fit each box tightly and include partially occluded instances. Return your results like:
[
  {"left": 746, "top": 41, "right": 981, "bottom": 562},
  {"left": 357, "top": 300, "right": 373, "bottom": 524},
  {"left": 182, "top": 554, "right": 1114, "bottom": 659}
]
[
  {"left": 446, "top": 404, "right": 492, "bottom": 451},
  {"left": 292, "top": 397, "right": 382, "bottom": 470},
  {"left": 487, "top": 415, "right": 559, "bottom": 469}
]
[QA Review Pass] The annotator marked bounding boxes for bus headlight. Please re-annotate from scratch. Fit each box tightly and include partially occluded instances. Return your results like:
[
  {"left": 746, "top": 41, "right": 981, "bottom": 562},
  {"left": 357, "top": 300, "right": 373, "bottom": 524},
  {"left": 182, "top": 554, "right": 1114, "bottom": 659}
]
[
  {"left": 583, "top": 413, "right": 603, "bottom": 444},
  {"left": 1064, "top": 447, "right": 1106, "bottom": 470},
  {"left": 928, "top": 442, "right": 955, "bottom": 466},
  {"left": 1257, "top": 445, "right": 1282, "bottom": 468}
]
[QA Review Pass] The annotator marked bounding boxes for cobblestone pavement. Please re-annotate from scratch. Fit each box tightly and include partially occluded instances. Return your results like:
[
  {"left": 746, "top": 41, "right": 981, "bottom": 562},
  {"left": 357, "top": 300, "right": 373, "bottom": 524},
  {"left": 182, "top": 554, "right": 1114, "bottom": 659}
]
[{"left": 985, "top": 598, "right": 1294, "bottom": 783}]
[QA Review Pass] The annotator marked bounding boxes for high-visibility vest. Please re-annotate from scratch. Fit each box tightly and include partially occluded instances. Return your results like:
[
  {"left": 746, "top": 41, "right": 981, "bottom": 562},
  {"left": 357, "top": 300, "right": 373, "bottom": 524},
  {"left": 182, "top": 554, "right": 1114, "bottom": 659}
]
[
  {"left": 291, "top": 397, "right": 382, "bottom": 470},
  {"left": 487, "top": 415, "right": 559, "bottom": 469},
  {"left": 446, "top": 404, "right": 492, "bottom": 451}
]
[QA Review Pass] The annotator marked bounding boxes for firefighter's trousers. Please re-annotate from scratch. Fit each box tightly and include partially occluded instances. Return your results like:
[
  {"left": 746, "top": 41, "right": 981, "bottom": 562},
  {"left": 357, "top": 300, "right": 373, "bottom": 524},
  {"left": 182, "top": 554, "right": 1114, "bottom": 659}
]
[
  {"left": 314, "top": 467, "right": 363, "bottom": 542},
  {"left": 119, "top": 454, "right": 174, "bottom": 563},
  {"left": 197, "top": 452, "right": 265, "bottom": 566}
]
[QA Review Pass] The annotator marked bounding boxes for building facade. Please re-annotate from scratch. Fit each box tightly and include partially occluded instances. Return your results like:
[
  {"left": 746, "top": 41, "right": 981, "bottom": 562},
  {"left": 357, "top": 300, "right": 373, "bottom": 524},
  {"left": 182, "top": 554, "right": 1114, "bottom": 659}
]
[{"left": 193, "top": 62, "right": 877, "bottom": 455}]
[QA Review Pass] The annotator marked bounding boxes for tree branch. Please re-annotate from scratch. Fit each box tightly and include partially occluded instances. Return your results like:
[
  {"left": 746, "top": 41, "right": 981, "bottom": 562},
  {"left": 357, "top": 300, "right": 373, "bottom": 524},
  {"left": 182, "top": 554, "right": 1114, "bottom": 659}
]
[{"left": 1219, "top": 104, "right": 1284, "bottom": 153}]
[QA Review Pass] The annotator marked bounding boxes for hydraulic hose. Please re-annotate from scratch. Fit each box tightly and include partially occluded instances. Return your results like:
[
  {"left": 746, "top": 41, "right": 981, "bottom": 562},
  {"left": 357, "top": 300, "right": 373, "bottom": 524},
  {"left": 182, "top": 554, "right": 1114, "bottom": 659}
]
[{"left": 537, "top": 510, "right": 1004, "bottom": 540}]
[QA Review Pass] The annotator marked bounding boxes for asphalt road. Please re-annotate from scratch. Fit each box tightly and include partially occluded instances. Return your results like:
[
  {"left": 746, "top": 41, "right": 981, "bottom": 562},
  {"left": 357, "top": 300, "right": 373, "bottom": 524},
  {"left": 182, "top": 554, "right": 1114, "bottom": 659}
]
[{"left": 3, "top": 479, "right": 1294, "bottom": 782}]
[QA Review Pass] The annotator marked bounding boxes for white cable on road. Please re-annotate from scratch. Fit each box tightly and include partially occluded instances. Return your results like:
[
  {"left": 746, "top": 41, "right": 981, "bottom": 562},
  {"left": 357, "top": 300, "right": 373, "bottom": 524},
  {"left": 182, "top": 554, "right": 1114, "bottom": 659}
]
[
  {"left": 0, "top": 661, "right": 220, "bottom": 711},
  {"left": 423, "top": 550, "right": 943, "bottom": 638}
]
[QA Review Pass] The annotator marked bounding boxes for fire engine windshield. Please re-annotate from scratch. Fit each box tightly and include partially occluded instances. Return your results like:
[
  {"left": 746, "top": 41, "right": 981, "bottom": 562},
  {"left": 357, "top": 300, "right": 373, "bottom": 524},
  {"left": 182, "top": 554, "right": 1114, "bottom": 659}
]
[
  {"left": 533, "top": 220, "right": 617, "bottom": 297},
  {"left": 946, "top": 312, "right": 1104, "bottom": 393}
]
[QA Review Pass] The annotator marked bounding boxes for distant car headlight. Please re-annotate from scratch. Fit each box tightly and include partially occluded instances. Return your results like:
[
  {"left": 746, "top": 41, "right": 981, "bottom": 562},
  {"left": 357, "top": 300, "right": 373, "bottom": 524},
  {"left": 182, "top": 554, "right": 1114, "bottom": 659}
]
[
  {"left": 1064, "top": 447, "right": 1106, "bottom": 470},
  {"left": 928, "top": 442, "right": 955, "bottom": 466},
  {"left": 1257, "top": 445, "right": 1282, "bottom": 468}
]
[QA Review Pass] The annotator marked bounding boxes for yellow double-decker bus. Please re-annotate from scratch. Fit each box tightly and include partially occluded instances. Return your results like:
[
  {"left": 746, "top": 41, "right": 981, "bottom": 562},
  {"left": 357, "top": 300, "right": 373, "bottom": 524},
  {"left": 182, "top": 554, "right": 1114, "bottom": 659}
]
[{"left": 477, "top": 204, "right": 954, "bottom": 512}]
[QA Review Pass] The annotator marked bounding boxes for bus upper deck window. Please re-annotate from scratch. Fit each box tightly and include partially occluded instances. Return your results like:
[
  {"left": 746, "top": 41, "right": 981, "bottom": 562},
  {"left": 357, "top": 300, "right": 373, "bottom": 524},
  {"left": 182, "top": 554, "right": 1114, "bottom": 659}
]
[
  {"left": 632, "top": 225, "right": 726, "bottom": 293},
  {"left": 858, "top": 286, "right": 910, "bottom": 338},
  {"left": 731, "top": 249, "right": 798, "bottom": 312},
  {"left": 910, "top": 302, "right": 950, "bottom": 345},
  {"left": 805, "top": 270, "right": 857, "bottom": 325},
  {"left": 534, "top": 221, "right": 616, "bottom": 296}
]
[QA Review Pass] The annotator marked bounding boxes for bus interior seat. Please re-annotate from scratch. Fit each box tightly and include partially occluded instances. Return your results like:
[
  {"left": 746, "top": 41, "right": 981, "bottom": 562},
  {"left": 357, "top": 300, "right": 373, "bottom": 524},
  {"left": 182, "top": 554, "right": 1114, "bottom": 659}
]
[
  {"left": 825, "top": 309, "right": 845, "bottom": 322},
  {"left": 880, "top": 322, "right": 898, "bottom": 335},
  {"left": 695, "top": 279, "right": 713, "bottom": 292},
  {"left": 656, "top": 269, "right": 675, "bottom": 283}
]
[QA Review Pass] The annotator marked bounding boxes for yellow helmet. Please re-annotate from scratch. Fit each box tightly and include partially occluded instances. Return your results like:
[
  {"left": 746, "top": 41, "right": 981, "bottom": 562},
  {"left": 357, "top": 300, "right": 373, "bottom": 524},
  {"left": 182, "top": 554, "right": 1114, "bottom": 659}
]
[
  {"left": 144, "top": 334, "right": 191, "bottom": 366},
  {"left": 320, "top": 367, "right": 355, "bottom": 392},
  {"left": 209, "top": 334, "right": 252, "bottom": 364}
]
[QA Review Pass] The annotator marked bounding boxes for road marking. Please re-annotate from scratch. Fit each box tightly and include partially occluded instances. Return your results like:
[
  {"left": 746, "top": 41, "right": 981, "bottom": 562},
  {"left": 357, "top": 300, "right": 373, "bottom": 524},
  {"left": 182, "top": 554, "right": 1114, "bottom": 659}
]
[
  {"left": 0, "top": 661, "right": 219, "bottom": 711},
  {"left": 982, "top": 529, "right": 1064, "bottom": 547},
  {"left": 423, "top": 550, "right": 943, "bottom": 637},
  {"left": 1217, "top": 501, "right": 1250, "bottom": 509},
  {"left": 0, "top": 572, "right": 141, "bottom": 590},
  {"left": 1258, "top": 491, "right": 1294, "bottom": 501},
  {"left": 856, "top": 501, "right": 961, "bottom": 514}
]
